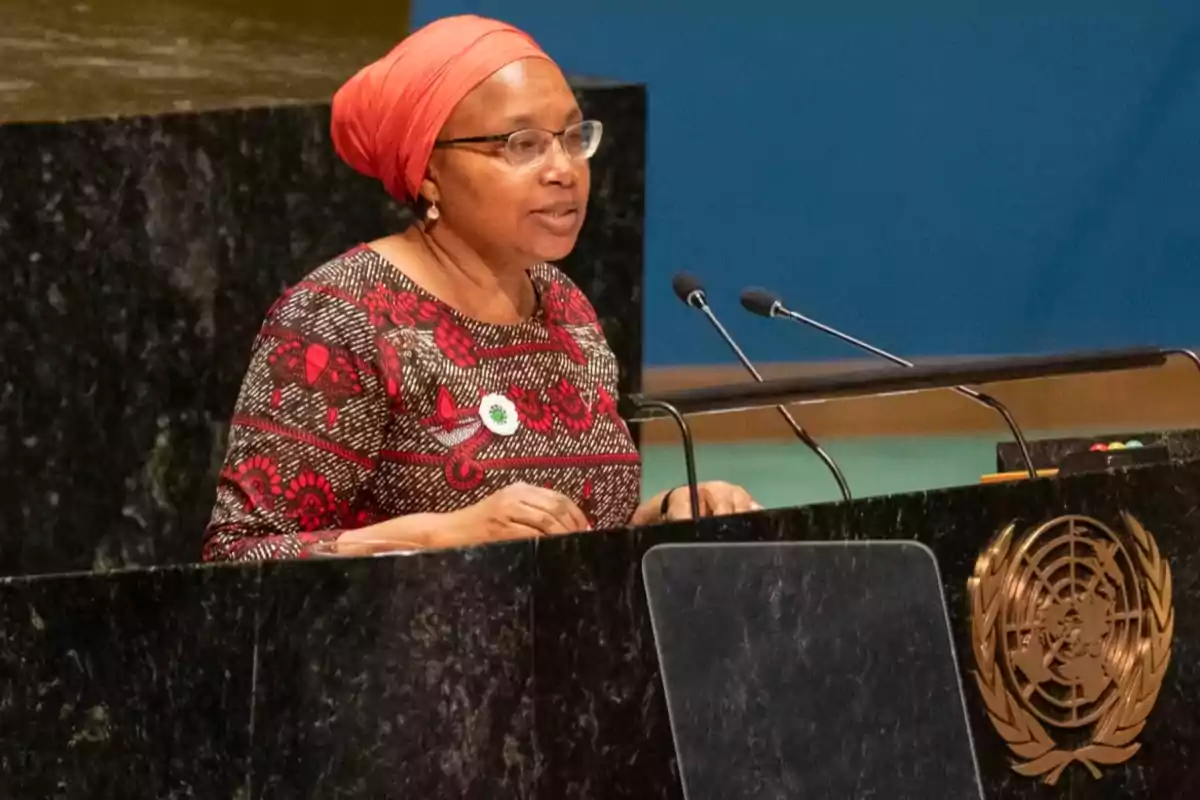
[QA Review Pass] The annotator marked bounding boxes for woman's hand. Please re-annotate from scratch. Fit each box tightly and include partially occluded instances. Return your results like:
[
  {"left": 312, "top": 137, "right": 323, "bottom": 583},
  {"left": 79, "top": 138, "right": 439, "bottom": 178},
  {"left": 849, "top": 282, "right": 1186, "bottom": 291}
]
[
  {"left": 659, "top": 481, "right": 762, "bottom": 522},
  {"left": 330, "top": 482, "right": 590, "bottom": 555},
  {"left": 446, "top": 481, "right": 591, "bottom": 543}
]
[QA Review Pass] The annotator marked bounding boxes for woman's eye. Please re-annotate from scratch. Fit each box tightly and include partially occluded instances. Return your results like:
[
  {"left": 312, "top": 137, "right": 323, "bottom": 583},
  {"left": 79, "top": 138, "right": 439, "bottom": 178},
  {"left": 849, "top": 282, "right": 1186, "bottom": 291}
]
[{"left": 509, "top": 136, "right": 540, "bottom": 154}]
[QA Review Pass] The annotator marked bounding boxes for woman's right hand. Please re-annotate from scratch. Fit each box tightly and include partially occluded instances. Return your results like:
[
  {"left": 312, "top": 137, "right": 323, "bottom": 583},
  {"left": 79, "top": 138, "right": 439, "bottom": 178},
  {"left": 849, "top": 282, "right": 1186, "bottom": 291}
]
[
  {"left": 445, "top": 481, "right": 591, "bottom": 545},
  {"left": 329, "top": 482, "right": 590, "bottom": 556}
]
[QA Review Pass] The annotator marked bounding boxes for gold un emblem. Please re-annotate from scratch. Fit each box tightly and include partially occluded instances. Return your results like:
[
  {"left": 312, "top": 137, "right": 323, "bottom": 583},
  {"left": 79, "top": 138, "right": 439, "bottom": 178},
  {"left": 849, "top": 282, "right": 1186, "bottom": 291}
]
[{"left": 968, "top": 513, "right": 1173, "bottom": 784}]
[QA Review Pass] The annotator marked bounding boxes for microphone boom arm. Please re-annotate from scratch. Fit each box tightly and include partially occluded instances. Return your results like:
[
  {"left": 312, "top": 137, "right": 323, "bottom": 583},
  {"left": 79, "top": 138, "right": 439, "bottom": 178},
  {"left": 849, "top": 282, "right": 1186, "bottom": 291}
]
[
  {"left": 636, "top": 398, "right": 701, "bottom": 520},
  {"left": 671, "top": 271, "right": 854, "bottom": 503},
  {"left": 769, "top": 303, "right": 1038, "bottom": 480},
  {"left": 699, "top": 306, "right": 853, "bottom": 501}
]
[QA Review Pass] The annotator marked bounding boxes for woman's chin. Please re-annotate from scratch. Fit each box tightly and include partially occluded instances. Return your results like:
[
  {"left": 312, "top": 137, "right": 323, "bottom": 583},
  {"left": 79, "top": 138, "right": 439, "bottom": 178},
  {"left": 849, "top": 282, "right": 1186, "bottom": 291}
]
[{"left": 526, "top": 235, "right": 580, "bottom": 264}]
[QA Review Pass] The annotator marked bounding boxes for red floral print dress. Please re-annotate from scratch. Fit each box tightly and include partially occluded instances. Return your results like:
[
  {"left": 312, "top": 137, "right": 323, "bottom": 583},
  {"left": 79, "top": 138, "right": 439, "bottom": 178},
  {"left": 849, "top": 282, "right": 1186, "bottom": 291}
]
[{"left": 202, "top": 246, "right": 642, "bottom": 561}]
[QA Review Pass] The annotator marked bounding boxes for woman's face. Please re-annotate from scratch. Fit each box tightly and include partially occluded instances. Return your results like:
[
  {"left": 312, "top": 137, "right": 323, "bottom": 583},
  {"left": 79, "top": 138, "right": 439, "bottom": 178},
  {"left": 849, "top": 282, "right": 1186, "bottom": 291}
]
[{"left": 424, "top": 58, "right": 590, "bottom": 267}]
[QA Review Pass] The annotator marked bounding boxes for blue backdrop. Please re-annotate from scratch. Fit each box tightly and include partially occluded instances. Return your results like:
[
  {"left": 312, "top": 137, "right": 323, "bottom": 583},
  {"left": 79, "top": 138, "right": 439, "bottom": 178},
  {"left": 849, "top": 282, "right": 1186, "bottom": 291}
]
[{"left": 411, "top": 1, "right": 1200, "bottom": 366}]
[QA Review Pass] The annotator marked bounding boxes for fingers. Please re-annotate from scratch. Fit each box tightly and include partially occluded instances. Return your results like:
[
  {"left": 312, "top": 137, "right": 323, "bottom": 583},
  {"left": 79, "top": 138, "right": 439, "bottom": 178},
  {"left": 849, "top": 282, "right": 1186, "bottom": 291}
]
[
  {"left": 511, "top": 483, "right": 592, "bottom": 535},
  {"left": 523, "top": 486, "right": 591, "bottom": 533},
  {"left": 559, "top": 500, "right": 593, "bottom": 533},
  {"left": 492, "top": 521, "right": 546, "bottom": 541},
  {"left": 705, "top": 483, "right": 735, "bottom": 516},
  {"left": 508, "top": 502, "right": 572, "bottom": 535},
  {"left": 665, "top": 483, "right": 763, "bottom": 521},
  {"left": 729, "top": 484, "right": 762, "bottom": 513},
  {"left": 664, "top": 487, "right": 704, "bottom": 521}
]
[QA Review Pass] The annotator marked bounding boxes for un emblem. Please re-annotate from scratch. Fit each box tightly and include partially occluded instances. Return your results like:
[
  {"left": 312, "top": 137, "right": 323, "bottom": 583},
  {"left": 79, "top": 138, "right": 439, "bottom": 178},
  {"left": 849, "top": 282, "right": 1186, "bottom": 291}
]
[{"left": 968, "top": 513, "right": 1173, "bottom": 784}]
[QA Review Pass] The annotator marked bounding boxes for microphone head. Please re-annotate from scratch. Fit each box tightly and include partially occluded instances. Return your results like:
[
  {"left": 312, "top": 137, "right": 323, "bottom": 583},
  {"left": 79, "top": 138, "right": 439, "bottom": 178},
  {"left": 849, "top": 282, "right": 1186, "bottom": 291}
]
[
  {"left": 740, "top": 286, "right": 783, "bottom": 318},
  {"left": 671, "top": 272, "right": 707, "bottom": 308}
]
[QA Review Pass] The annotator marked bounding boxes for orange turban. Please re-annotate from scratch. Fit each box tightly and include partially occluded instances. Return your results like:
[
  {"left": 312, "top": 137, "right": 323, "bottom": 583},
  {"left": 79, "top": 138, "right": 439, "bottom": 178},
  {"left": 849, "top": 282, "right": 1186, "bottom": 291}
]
[{"left": 331, "top": 15, "right": 553, "bottom": 203}]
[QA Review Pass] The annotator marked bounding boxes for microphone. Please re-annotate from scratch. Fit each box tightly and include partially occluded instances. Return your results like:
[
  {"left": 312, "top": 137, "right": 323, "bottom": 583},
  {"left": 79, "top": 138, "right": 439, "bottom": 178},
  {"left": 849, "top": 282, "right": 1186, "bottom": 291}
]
[
  {"left": 740, "top": 287, "right": 1037, "bottom": 478},
  {"left": 670, "top": 272, "right": 852, "bottom": 501}
]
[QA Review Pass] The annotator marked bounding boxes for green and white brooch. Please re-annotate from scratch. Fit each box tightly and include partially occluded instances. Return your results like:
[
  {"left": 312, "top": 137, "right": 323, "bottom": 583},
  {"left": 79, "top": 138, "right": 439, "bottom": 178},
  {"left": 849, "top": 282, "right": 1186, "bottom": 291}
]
[{"left": 479, "top": 393, "right": 520, "bottom": 436}]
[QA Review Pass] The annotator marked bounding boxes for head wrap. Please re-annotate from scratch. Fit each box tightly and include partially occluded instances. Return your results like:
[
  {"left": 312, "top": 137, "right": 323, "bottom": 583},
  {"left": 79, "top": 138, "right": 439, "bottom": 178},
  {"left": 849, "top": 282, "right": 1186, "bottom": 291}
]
[{"left": 331, "top": 15, "right": 553, "bottom": 203}]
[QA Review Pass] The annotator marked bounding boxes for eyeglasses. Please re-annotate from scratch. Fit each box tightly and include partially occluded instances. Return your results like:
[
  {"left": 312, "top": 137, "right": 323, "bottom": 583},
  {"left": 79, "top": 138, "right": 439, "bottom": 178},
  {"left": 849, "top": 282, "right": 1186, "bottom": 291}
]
[{"left": 434, "top": 119, "right": 603, "bottom": 167}]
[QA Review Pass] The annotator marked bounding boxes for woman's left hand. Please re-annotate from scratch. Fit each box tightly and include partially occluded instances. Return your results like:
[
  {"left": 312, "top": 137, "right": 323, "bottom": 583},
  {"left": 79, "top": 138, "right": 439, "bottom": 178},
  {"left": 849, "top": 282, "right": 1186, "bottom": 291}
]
[{"left": 661, "top": 481, "right": 762, "bottom": 522}]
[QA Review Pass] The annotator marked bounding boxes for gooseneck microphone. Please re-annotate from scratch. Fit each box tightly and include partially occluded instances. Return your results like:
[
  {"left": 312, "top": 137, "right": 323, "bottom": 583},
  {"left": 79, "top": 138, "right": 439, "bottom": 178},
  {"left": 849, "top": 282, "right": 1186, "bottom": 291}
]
[
  {"left": 740, "top": 287, "right": 1037, "bottom": 478},
  {"left": 671, "top": 272, "right": 852, "bottom": 501}
]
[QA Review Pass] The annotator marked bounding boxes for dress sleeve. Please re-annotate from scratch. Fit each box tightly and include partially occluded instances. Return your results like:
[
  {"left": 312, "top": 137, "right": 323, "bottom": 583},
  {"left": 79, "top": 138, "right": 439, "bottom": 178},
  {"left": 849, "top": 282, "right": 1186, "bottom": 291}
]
[{"left": 202, "top": 280, "right": 392, "bottom": 562}]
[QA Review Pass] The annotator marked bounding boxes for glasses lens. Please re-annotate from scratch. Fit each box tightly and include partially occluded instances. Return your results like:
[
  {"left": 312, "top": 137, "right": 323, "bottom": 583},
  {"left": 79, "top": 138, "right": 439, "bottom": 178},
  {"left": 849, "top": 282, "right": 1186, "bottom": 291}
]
[
  {"left": 504, "top": 121, "right": 604, "bottom": 166},
  {"left": 506, "top": 130, "right": 551, "bottom": 165},
  {"left": 568, "top": 120, "right": 603, "bottom": 159}
]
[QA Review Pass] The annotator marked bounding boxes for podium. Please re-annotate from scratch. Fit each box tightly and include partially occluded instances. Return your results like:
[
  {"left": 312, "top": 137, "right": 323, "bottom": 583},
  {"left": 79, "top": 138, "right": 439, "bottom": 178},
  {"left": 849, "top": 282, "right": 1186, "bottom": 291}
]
[
  {"left": 644, "top": 542, "right": 982, "bottom": 799},
  {"left": 2, "top": 348, "right": 1198, "bottom": 798}
]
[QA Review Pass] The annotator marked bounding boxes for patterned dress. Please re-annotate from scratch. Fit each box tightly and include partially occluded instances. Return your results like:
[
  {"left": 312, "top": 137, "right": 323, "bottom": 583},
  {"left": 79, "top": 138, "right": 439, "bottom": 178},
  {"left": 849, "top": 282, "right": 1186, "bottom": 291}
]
[{"left": 202, "top": 246, "right": 642, "bottom": 561}]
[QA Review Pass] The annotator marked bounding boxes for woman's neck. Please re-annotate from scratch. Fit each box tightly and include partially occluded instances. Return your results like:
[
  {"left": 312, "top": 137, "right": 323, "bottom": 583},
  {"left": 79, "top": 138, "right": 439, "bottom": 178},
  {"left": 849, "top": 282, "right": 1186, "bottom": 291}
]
[{"left": 379, "top": 226, "right": 536, "bottom": 325}]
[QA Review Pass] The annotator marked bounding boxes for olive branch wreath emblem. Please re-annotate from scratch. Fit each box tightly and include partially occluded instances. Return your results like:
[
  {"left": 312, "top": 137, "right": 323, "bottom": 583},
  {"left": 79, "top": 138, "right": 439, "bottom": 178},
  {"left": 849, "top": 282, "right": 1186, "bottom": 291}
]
[{"left": 968, "top": 513, "right": 1173, "bottom": 785}]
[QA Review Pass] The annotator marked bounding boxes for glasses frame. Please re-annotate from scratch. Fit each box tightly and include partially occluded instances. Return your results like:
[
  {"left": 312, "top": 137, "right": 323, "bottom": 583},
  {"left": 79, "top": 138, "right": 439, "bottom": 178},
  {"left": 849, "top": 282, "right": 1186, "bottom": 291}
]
[{"left": 433, "top": 119, "right": 603, "bottom": 166}]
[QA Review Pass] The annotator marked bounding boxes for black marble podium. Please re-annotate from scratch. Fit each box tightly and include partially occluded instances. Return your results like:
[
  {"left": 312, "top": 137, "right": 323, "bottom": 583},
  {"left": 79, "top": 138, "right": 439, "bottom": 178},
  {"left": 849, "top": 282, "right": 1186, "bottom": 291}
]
[
  {"left": 2, "top": 459, "right": 1196, "bottom": 798},
  {"left": 998, "top": 429, "right": 1200, "bottom": 472},
  {"left": 0, "top": 79, "right": 645, "bottom": 578}
]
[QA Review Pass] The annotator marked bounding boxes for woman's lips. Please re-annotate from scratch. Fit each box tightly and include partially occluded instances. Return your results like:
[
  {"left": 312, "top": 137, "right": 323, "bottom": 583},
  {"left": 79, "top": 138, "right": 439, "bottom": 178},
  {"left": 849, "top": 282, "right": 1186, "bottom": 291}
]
[{"left": 531, "top": 207, "right": 579, "bottom": 234}]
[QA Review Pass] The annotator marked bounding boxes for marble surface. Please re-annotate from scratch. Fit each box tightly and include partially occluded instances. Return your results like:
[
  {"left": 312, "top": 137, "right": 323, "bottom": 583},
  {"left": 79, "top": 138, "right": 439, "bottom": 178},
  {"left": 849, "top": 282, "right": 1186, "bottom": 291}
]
[
  {"left": 0, "top": 81, "right": 645, "bottom": 577},
  {"left": 2, "top": 460, "right": 1198, "bottom": 797},
  {"left": 642, "top": 542, "right": 981, "bottom": 799},
  {"left": 251, "top": 547, "right": 534, "bottom": 798},
  {"left": 0, "top": 564, "right": 257, "bottom": 798},
  {"left": 0, "top": 0, "right": 402, "bottom": 124},
  {"left": 541, "top": 459, "right": 1200, "bottom": 799},
  {"left": 996, "top": 429, "right": 1200, "bottom": 471}
]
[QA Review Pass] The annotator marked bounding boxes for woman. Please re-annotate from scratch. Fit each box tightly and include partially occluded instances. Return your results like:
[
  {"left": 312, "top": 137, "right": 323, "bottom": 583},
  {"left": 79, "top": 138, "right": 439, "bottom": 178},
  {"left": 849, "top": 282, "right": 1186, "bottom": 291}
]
[{"left": 202, "top": 15, "right": 760, "bottom": 561}]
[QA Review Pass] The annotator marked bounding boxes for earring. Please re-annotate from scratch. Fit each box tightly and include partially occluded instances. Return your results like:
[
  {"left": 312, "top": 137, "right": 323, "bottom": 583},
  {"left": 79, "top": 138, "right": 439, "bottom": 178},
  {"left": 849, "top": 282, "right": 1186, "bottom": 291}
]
[{"left": 426, "top": 202, "right": 440, "bottom": 222}]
